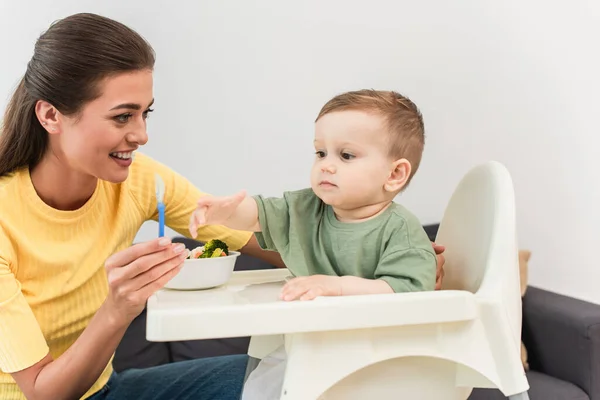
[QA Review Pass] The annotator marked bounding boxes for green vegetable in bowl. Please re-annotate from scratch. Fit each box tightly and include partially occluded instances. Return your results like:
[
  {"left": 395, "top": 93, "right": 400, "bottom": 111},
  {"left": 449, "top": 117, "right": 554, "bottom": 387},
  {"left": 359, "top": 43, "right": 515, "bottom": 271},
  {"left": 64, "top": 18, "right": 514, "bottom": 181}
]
[
  {"left": 187, "top": 239, "right": 230, "bottom": 259},
  {"left": 202, "top": 239, "right": 229, "bottom": 257}
]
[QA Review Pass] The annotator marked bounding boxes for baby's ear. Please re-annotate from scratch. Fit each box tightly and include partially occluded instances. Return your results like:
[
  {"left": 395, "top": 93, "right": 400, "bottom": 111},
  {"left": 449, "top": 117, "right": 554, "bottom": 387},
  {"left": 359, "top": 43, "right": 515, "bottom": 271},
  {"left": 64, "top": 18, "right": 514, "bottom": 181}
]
[{"left": 384, "top": 158, "right": 411, "bottom": 193}]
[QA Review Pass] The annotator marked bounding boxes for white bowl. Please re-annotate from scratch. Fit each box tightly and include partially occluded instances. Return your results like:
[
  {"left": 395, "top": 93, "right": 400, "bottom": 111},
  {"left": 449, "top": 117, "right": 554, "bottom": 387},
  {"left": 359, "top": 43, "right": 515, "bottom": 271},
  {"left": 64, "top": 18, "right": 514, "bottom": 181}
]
[{"left": 164, "top": 251, "right": 241, "bottom": 290}]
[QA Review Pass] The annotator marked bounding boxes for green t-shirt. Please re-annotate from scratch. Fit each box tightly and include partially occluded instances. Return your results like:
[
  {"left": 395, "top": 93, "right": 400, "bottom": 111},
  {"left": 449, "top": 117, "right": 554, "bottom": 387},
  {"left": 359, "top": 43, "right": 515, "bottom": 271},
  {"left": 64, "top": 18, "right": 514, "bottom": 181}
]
[{"left": 253, "top": 188, "right": 437, "bottom": 293}]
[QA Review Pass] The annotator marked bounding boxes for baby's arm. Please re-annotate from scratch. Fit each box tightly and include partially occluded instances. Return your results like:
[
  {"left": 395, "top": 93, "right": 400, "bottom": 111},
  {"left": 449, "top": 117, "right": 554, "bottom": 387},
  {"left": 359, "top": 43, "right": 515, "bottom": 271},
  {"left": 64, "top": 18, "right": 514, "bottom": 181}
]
[
  {"left": 339, "top": 276, "right": 394, "bottom": 295},
  {"left": 280, "top": 275, "right": 393, "bottom": 301},
  {"left": 189, "top": 191, "right": 261, "bottom": 238},
  {"left": 281, "top": 248, "right": 436, "bottom": 301}
]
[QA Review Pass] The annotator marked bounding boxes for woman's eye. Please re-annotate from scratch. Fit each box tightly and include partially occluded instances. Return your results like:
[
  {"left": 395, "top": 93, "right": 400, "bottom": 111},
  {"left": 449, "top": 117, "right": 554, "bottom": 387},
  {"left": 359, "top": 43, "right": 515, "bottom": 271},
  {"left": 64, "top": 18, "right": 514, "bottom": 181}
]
[
  {"left": 341, "top": 152, "right": 355, "bottom": 160},
  {"left": 114, "top": 108, "right": 154, "bottom": 124},
  {"left": 142, "top": 108, "right": 154, "bottom": 120},
  {"left": 315, "top": 151, "right": 326, "bottom": 158},
  {"left": 115, "top": 113, "right": 132, "bottom": 123}
]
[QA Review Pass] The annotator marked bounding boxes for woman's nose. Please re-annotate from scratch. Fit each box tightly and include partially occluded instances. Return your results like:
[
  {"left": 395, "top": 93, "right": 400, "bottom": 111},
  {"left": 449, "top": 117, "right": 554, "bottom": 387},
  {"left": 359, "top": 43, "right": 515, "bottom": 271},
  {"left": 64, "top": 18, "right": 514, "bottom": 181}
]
[{"left": 126, "top": 120, "right": 148, "bottom": 146}]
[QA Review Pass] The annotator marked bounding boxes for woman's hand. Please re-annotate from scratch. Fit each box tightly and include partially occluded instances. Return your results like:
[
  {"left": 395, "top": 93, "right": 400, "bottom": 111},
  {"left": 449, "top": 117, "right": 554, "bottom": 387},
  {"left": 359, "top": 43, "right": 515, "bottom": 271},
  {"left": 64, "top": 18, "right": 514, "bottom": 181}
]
[
  {"left": 432, "top": 242, "right": 446, "bottom": 290},
  {"left": 102, "top": 237, "right": 188, "bottom": 325}
]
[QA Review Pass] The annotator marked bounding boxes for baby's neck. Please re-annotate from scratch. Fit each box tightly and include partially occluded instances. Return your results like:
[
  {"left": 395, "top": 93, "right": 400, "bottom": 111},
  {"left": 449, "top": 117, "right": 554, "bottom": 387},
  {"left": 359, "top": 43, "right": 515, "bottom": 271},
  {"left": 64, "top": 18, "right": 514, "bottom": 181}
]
[{"left": 332, "top": 201, "right": 393, "bottom": 223}]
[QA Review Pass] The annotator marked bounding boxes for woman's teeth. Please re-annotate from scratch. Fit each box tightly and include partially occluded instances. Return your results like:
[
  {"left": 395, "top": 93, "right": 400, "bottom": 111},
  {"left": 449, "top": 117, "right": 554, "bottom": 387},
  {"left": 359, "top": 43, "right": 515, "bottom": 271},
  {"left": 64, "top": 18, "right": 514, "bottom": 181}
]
[{"left": 110, "top": 152, "right": 132, "bottom": 160}]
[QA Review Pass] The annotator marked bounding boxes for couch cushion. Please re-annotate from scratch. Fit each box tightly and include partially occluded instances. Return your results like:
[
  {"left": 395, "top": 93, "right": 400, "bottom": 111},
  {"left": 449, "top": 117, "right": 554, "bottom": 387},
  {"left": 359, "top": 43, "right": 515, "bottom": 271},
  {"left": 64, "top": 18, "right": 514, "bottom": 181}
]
[{"left": 468, "top": 371, "right": 589, "bottom": 400}]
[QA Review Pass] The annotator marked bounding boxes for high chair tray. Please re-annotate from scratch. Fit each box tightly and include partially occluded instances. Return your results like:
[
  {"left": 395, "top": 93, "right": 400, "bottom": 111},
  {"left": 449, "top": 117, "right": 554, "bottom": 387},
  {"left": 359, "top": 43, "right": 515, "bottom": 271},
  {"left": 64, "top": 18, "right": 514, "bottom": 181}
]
[{"left": 146, "top": 268, "right": 476, "bottom": 342}]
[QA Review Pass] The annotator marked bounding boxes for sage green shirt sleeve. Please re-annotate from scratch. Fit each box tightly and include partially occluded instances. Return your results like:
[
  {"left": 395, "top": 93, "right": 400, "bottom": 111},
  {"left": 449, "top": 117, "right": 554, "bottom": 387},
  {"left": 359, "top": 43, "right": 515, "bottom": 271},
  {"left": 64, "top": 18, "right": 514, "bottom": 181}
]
[
  {"left": 253, "top": 194, "right": 291, "bottom": 252},
  {"left": 376, "top": 247, "right": 437, "bottom": 293}
]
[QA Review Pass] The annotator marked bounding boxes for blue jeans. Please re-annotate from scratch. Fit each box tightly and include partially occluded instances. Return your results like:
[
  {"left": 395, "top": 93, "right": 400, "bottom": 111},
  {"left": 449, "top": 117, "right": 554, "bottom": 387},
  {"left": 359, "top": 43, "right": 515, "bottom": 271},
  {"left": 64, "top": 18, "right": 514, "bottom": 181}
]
[{"left": 88, "top": 354, "right": 247, "bottom": 400}]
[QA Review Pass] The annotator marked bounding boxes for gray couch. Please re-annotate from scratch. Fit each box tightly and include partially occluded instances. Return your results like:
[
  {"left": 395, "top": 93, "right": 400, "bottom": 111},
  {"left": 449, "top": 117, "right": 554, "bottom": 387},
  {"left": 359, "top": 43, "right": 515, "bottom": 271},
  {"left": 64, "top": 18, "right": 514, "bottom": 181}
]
[
  {"left": 469, "top": 285, "right": 600, "bottom": 400},
  {"left": 114, "top": 237, "right": 600, "bottom": 399}
]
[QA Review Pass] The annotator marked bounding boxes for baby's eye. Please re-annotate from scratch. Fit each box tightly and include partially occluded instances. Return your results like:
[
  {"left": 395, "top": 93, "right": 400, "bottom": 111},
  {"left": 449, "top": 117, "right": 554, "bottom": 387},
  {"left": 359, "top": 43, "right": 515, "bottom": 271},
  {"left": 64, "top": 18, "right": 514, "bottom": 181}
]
[
  {"left": 315, "top": 151, "right": 326, "bottom": 158},
  {"left": 341, "top": 152, "right": 355, "bottom": 160}
]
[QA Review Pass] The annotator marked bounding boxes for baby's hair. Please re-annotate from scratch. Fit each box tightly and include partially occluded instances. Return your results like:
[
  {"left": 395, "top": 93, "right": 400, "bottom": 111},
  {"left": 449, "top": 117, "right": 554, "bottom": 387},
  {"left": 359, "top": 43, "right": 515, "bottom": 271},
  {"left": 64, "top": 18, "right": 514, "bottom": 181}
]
[{"left": 316, "top": 89, "right": 425, "bottom": 185}]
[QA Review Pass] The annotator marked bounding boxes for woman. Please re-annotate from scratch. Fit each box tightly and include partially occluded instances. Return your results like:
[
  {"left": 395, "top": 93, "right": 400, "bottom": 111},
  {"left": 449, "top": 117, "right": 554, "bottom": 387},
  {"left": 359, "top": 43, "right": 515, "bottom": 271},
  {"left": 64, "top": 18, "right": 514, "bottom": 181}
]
[{"left": 0, "top": 13, "right": 445, "bottom": 400}]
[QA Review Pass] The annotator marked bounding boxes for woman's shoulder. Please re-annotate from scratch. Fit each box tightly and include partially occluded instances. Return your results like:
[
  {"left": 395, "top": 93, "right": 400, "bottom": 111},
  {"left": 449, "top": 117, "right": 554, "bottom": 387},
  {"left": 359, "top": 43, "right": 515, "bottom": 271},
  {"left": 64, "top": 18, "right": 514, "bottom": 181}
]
[
  {"left": 0, "top": 173, "right": 21, "bottom": 260},
  {"left": 0, "top": 170, "right": 25, "bottom": 205},
  {"left": 0, "top": 170, "right": 20, "bottom": 190}
]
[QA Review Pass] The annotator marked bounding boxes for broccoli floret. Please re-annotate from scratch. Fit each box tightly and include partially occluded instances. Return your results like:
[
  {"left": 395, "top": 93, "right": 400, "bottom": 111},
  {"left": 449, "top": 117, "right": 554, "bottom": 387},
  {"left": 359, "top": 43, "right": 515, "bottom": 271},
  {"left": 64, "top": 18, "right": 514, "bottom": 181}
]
[{"left": 200, "top": 239, "right": 229, "bottom": 258}]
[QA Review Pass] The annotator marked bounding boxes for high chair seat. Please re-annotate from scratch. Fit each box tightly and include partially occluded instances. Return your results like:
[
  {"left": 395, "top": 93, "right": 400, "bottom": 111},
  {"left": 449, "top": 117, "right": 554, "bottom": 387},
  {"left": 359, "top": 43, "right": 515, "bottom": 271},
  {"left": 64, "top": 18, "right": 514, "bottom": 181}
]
[{"left": 146, "top": 161, "right": 530, "bottom": 400}]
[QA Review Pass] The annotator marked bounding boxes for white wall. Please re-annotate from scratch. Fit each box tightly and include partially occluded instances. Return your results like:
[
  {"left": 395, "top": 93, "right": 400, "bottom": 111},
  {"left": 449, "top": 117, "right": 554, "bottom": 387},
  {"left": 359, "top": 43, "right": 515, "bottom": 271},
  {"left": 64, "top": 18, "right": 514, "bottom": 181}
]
[{"left": 1, "top": 1, "right": 599, "bottom": 303}]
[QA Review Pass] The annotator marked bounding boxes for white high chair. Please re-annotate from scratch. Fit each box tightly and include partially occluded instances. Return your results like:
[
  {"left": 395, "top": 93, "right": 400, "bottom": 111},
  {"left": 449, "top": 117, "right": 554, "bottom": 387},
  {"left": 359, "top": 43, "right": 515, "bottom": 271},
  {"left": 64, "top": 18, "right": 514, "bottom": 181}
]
[
  {"left": 245, "top": 160, "right": 529, "bottom": 400},
  {"left": 146, "top": 161, "right": 530, "bottom": 399}
]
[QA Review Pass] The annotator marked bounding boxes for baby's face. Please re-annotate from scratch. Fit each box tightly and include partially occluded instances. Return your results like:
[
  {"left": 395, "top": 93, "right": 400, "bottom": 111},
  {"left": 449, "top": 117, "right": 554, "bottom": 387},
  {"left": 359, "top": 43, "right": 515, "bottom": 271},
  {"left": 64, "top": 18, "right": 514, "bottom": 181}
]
[{"left": 311, "top": 110, "right": 395, "bottom": 211}]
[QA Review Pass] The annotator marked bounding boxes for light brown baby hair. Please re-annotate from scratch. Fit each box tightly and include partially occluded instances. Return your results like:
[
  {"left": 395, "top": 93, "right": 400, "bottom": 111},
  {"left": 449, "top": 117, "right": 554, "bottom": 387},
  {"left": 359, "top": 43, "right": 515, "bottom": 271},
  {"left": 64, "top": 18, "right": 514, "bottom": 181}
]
[{"left": 315, "top": 89, "right": 425, "bottom": 185}]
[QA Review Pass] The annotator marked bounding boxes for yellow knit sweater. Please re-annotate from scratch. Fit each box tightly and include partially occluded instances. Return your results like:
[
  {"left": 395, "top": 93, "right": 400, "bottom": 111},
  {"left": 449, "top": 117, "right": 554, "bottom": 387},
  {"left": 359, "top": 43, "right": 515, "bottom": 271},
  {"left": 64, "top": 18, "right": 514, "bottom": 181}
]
[{"left": 0, "top": 153, "right": 252, "bottom": 399}]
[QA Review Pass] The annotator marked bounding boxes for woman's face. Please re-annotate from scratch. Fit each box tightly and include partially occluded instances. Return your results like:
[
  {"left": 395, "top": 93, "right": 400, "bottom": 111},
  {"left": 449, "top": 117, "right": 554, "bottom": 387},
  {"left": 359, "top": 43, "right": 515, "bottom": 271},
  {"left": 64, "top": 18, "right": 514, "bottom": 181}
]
[{"left": 55, "top": 69, "right": 154, "bottom": 183}]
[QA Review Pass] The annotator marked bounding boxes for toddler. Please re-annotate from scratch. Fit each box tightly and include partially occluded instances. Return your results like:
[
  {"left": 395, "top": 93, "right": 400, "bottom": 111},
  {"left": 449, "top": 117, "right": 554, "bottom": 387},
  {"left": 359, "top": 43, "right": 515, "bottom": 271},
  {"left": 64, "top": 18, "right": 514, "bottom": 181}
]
[{"left": 189, "top": 89, "right": 438, "bottom": 399}]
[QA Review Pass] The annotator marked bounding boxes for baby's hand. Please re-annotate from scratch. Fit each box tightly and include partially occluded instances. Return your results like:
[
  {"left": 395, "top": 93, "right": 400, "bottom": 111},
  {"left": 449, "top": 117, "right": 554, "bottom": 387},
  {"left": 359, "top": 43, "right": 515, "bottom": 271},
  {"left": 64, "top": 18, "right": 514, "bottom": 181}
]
[
  {"left": 189, "top": 190, "right": 246, "bottom": 238},
  {"left": 280, "top": 275, "right": 342, "bottom": 301}
]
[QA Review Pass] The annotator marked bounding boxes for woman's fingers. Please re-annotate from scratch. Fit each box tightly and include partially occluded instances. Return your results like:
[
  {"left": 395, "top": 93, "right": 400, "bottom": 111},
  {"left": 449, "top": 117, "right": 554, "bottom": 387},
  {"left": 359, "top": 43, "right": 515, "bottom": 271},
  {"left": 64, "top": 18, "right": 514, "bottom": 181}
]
[
  {"left": 122, "top": 249, "right": 188, "bottom": 293},
  {"left": 107, "top": 243, "right": 187, "bottom": 287},
  {"left": 105, "top": 237, "right": 172, "bottom": 271},
  {"left": 103, "top": 238, "right": 191, "bottom": 324},
  {"left": 138, "top": 261, "right": 186, "bottom": 299}
]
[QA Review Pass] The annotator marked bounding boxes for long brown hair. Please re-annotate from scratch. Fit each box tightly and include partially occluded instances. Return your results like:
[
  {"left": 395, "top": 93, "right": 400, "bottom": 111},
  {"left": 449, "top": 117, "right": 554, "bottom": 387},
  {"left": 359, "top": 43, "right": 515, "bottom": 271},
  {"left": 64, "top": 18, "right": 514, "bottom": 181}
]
[{"left": 0, "top": 13, "right": 155, "bottom": 177}]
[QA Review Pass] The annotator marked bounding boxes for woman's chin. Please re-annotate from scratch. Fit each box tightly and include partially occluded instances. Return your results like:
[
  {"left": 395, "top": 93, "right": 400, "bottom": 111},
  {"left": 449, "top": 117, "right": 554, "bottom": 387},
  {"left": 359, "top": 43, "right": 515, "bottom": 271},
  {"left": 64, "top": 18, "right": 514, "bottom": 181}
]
[{"left": 99, "top": 169, "right": 130, "bottom": 184}]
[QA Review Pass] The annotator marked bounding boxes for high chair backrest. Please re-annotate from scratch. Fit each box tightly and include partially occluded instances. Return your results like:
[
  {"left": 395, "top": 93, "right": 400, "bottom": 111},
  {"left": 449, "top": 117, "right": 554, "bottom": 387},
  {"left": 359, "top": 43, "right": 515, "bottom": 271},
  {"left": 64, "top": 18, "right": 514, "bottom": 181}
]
[{"left": 436, "top": 161, "right": 519, "bottom": 295}]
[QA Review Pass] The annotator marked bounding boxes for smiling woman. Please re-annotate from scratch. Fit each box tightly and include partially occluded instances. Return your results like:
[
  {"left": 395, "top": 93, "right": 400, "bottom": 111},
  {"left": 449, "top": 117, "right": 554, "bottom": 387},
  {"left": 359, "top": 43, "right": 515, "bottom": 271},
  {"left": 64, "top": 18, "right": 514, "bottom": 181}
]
[
  {"left": 32, "top": 70, "right": 155, "bottom": 191},
  {"left": 0, "top": 12, "right": 283, "bottom": 400}
]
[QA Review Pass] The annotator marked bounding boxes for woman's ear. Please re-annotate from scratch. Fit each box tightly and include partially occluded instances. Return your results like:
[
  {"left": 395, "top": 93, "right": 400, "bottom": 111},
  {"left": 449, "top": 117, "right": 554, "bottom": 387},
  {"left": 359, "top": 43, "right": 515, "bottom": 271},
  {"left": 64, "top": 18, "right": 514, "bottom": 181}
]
[
  {"left": 384, "top": 158, "right": 411, "bottom": 193},
  {"left": 35, "top": 100, "right": 61, "bottom": 134}
]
